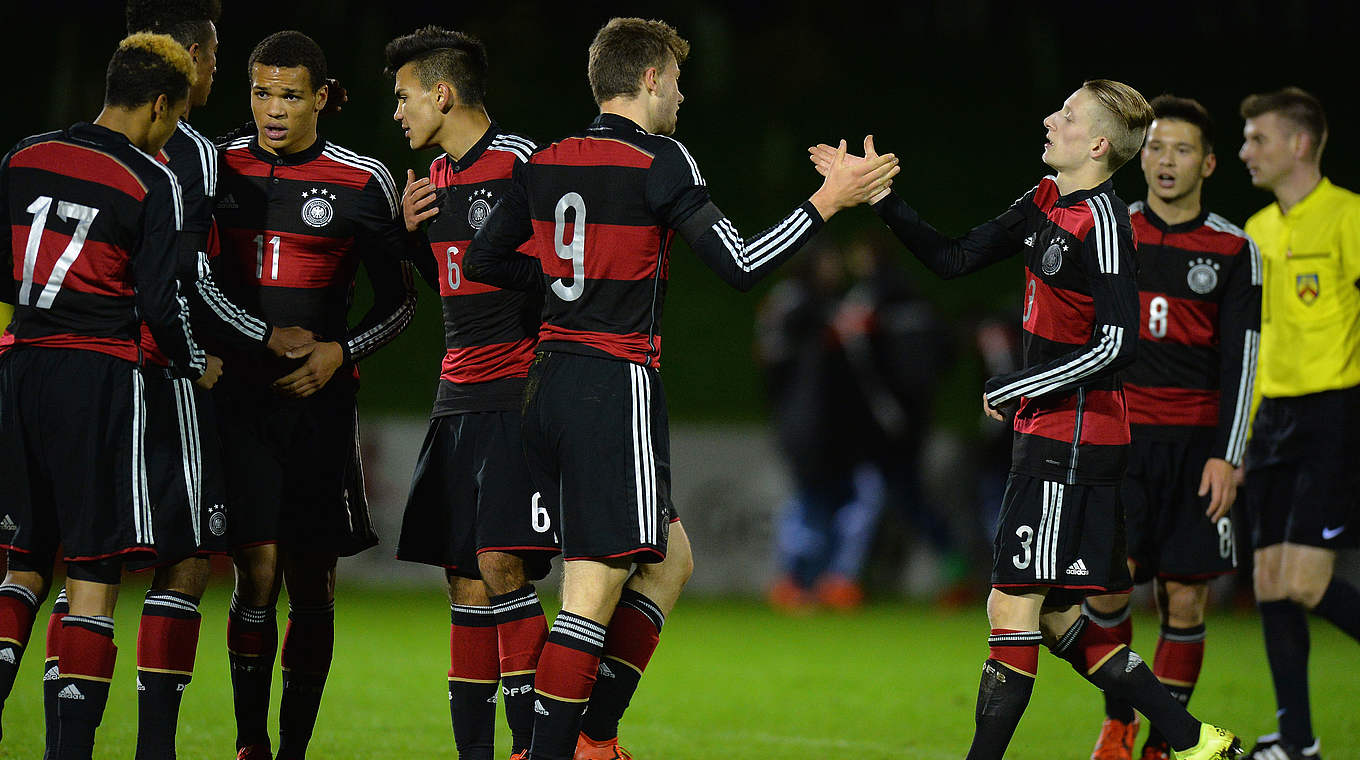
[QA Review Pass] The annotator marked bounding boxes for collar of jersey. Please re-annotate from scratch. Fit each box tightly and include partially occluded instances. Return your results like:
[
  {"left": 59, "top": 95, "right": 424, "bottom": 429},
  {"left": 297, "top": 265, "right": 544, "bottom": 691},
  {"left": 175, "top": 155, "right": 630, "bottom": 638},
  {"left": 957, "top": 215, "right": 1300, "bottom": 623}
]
[
  {"left": 69, "top": 121, "right": 133, "bottom": 152},
  {"left": 1052, "top": 178, "right": 1115, "bottom": 208},
  {"left": 1281, "top": 176, "right": 1333, "bottom": 219},
  {"left": 1139, "top": 203, "right": 1209, "bottom": 235},
  {"left": 247, "top": 135, "right": 327, "bottom": 166},
  {"left": 590, "top": 112, "right": 647, "bottom": 134},
  {"left": 444, "top": 121, "right": 499, "bottom": 173}
]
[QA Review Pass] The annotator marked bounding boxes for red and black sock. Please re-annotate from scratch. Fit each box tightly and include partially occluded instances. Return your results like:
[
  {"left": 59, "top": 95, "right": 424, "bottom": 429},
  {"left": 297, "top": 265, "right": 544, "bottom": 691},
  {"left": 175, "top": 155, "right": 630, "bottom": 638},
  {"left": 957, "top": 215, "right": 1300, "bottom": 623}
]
[
  {"left": 134, "top": 590, "right": 202, "bottom": 760},
  {"left": 0, "top": 582, "right": 40, "bottom": 737},
  {"left": 43, "top": 589, "right": 68, "bottom": 760},
  {"left": 277, "top": 600, "right": 334, "bottom": 760},
  {"left": 489, "top": 585, "right": 548, "bottom": 755},
  {"left": 581, "top": 589, "right": 665, "bottom": 743},
  {"left": 1051, "top": 616, "right": 1199, "bottom": 752},
  {"left": 54, "top": 615, "right": 117, "bottom": 760},
  {"left": 964, "top": 629, "right": 1039, "bottom": 760},
  {"left": 1082, "top": 600, "right": 1135, "bottom": 723},
  {"left": 530, "top": 611, "right": 607, "bottom": 760},
  {"left": 448, "top": 603, "right": 498, "bottom": 760},
  {"left": 1143, "top": 623, "right": 1205, "bottom": 750},
  {"left": 226, "top": 596, "right": 277, "bottom": 752}
]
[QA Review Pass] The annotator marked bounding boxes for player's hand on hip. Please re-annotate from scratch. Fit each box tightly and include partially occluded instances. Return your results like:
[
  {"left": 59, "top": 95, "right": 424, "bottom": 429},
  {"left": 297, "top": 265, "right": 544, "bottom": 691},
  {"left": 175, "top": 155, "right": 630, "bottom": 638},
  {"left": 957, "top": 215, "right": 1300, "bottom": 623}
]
[
  {"left": 266, "top": 325, "right": 318, "bottom": 358},
  {"left": 402, "top": 169, "right": 439, "bottom": 232},
  {"left": 1199, "top": 457, "right": 1237, "bottom": 521},
  {"left": 809, "top": 138, "right": 898, "bottom": 220},
  {"left": 273, "top": 340, "right": 344, "bottom": 398},
  {"left": 195, "top": 354, "right": 224, "bottom": 390}
]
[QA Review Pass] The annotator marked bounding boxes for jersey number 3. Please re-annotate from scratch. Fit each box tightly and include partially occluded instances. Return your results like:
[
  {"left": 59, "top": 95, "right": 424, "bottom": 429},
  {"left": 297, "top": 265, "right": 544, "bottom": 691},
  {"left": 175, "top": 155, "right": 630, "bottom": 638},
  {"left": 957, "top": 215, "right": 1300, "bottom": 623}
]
[
  {"left": 19, "top": 196, "right": 100, "bottom": 309},
  {"left": 551, "top": 192, "right": 586, "bottom": 301}
]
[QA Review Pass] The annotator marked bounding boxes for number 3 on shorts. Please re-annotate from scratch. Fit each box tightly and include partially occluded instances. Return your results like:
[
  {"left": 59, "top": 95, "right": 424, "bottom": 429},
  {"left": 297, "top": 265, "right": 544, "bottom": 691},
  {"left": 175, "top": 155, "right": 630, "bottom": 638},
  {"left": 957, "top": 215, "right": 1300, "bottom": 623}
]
[
  {"left": 531, "top": 491, "right": 552, "bottom": 533},
  {"left": 1012, "top": 525, "right": 1034, "bottom": 570}
]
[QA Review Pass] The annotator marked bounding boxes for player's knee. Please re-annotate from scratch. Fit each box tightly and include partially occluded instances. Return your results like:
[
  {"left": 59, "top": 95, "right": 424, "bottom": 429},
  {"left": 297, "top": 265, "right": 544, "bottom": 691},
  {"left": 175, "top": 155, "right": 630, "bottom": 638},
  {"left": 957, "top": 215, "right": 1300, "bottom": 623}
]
[
  {"left": 1161, "top": 581, "right": 1207, "bottom": 626},
  {"left": 1252, "top": 554, "right": 1286, "bottom": 600},
  {"left": 2, "top": 569, "right": 51, "bottom": 602},
  {"left": 1283, "top": 571, "right": 1328, "bottom": 609},
  {"left": 476, "top": 552, "right": 528, "bottom": 596},
  {"left": 1082, "top": 592, "right": 1128, "bottom": 616},
  {"left": 151, "top": 557, "right": 211, "bottom": 599}
]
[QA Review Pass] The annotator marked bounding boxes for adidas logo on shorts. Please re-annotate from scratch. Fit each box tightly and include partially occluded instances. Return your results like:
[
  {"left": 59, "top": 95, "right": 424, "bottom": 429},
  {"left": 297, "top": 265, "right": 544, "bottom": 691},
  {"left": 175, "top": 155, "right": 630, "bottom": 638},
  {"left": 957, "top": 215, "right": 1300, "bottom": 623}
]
[
  {"left": 1066, "top": 559, "right": 1090, "bottom": 576},
  {"left": 218, "top": 194, "right": 240, "bottom": 209},
  {"left": 0, "top": 515, "right": 16, "bottom": 532},
  {"left": 58, "top": 684, "right": 85, "bottom": 700},
  {"left": 534, "top": 699, "right": 550, "bottom": 716}
]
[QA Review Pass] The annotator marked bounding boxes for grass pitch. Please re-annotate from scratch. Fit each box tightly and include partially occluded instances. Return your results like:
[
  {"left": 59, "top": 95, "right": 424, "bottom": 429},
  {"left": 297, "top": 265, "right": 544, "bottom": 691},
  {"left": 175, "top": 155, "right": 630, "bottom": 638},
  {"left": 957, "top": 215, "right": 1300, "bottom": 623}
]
[{"left": 1, "top": 585, "right": 1356, "bottom": 759}]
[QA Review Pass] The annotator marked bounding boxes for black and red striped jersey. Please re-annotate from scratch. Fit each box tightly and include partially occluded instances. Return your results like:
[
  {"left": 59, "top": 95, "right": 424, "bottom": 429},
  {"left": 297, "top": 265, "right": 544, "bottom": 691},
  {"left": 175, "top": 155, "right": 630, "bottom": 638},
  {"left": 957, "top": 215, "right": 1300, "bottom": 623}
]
[
  {"left": 874, "top": 176, "right": 1139, "bottom": 486},
  {"left": 419, "top": 124, "right": 541, "bottom": 416},
  {"left": 0, "top": 123, "right": 205, "bottom": 378},
  {"left": 1123, "top": 203, "right": 1261, "bottom": 465},
  {"left": 466, "top": 113, "right": 825, "bottom": 368},
  {"left": 210, "top": 135, "right": 417, "bottom": 382},
  {"left": 140, "top": 120, "right": 271, "bottom": 367}
]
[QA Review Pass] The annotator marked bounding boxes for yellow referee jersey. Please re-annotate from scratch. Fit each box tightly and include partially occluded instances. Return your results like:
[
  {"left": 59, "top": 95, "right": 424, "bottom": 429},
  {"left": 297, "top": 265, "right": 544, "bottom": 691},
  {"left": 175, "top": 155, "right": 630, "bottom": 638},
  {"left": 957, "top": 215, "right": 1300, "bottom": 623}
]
[
  {"left": 0, "top": 303, "right": 10, "bottom": 331},
  {"left": 1246, "top": 177, "right": 1360, "bottom": 398}
]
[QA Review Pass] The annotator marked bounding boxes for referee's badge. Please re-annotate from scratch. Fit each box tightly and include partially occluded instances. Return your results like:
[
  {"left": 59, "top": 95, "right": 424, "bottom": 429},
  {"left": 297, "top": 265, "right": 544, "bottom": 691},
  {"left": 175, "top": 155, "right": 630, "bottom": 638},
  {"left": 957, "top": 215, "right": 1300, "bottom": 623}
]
[
  {"left": 1041, "top": 241, "right": 1066, "bottom": 276},
  {"left": 467, "top": 188, "right": 494, "bottom": 229},
  {"left": 1186, "top": 258, "right": 1220, "bottom": 294},
  {"left": 300, "top": 188, "right": 337, "bottom": 228},
  {"left": 1297, "top": 273, "right": 1320, "bottom": 305}
]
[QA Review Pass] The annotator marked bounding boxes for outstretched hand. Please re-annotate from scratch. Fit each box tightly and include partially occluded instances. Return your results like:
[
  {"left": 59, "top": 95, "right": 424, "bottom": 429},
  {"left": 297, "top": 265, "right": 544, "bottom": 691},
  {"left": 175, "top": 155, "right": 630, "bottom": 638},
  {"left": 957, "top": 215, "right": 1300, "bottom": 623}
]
[
  {"left": 807, "top": 136, "right": 898, "bottom": 221},
  {"left": 808, "top": 136, "right": 895, "bottom": 204}
]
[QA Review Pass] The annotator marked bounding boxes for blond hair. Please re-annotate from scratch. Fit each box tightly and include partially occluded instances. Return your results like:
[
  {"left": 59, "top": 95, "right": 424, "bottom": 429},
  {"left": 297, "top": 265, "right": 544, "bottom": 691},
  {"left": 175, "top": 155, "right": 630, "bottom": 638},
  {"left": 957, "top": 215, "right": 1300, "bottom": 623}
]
[
  {"left": 1082, "top": 79, "right": 1153, "bottom": 170},
  {"left": 587, "top": 18, "right": 690, "bottom": 104}
]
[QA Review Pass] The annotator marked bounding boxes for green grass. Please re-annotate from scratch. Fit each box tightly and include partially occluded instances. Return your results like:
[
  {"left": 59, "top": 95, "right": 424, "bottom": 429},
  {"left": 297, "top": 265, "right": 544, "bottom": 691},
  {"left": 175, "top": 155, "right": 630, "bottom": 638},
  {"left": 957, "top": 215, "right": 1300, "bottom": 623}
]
[{"left": 1, "top": 585, "right": 1356, "bottom": 758}]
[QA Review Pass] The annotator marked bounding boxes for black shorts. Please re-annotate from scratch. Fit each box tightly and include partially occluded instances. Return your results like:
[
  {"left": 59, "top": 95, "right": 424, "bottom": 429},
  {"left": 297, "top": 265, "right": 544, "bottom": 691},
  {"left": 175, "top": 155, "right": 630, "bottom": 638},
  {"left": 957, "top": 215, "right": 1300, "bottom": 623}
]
[
  {"left": 1242, "top": 387, "right": 1360, "bottom": 550},
  {"left": 213, "top": 376, "right": 376, "bottom": 556},
  {"left": 0, "top": 349, "right": 156, "bottom": 563},
  {"left": 397, "top": 411, "right": 559, "bottom": 579},
  {"left": 991, "top": 472, "right": 1132, "bottom": 607},
  {"left": 127, "top": 370, "right": 231, "bottom": 571},
  {"left": 1124, "top": 434, "right": 1237, "bottom": 581},
  {"left": 521, "top": 352, "right": 676, "bottom": 563}
]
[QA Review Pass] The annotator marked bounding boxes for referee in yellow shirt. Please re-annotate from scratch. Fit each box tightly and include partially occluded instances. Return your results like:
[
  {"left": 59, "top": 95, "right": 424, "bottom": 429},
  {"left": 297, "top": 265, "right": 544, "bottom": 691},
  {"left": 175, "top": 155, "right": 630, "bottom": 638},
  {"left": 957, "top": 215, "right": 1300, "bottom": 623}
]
[{"left": 1238, "top": 86, "right": 1360, "bottom": 760}]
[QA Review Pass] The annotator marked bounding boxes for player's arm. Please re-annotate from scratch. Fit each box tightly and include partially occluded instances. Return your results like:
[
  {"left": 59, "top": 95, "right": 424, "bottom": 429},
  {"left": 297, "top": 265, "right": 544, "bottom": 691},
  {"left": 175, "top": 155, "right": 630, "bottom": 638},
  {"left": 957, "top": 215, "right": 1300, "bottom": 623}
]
[
  {"left": 342, "top": 173, "right": 419, "bottom": 364},
  {"left": 134, "top": 174, "right": 207, "bottom": 380},
  {"left": 465, "top": 168, "right": 544, "bottom": 291},
  {"left": 660, "top": 139, "right": 895, "bottom": 292},
  {"left": 983, "top": 207, "right": 1139, "bottom": 411}
]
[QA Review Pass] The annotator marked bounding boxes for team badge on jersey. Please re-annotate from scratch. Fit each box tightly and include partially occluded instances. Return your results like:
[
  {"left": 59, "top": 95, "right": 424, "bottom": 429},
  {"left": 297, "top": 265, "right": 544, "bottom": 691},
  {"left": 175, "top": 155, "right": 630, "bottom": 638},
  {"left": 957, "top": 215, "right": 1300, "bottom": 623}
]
[
  {"left": 208, "top": 503, "right": 227, "bottom": 537},
  {"left": 1297, "top": 273, "right": 1320, "bottom": 305},
  {"left": 1041, "top": 240, "right": 1066, "bottom": 276},
  {"left": 467, "top": 188, "right": 494, "bottom": 229},
  {"left": 300, "top": 188, "right": 337, "bottom": 228},
  {"left": 1186, "top": 258, "right": 1220, "bottom": 294}
]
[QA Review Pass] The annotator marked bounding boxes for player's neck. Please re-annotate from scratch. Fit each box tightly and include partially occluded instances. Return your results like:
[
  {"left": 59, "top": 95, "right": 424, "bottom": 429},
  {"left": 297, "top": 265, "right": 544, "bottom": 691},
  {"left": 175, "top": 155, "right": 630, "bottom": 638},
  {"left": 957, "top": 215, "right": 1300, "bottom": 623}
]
[
  {"left": 1053, "top": 162, "right": 1112, "bottom": 197},
  {"left": 1272, "top": 165, "right": 1323, "bottom": 215},
  {"left": 438, "top": 107, "right": 492, "bottom": 161},
  {"left": 94, "top": 106, "right": 154, "bottom": 154},
  {"left": 599, "top": 98, "right": 654, "bottom": 133},
  {"left": 1144, "top": 191, "right": 1202, "bottom": 226}
]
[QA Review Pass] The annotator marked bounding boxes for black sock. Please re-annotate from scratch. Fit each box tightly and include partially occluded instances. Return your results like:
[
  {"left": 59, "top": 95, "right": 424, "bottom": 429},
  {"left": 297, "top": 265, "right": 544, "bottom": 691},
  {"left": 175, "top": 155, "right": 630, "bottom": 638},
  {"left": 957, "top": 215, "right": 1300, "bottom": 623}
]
[
  {"left": 43, "top": 590, "right": 68, "bottom": 760},
  {"left": 277, "top": 600, "right": 334, "bottom": 760},
  {"left": 1052, "top": 616, "right": 1199, "bottom": 752},
  {"left": 580, "top": 589, "right": 666, "bottom": 743},
  {"left": 226, "top": 597, "right": 278, "bottom": 751},
  {"left": 1309, "top": 579, "right": 1360, "bottom": 642},
  {"left": 1083, "top": 600, "right": 1135, "bottom": 723},
  {"left": 1259, "top": 599, "right": 1313, "bottom": 748},
  {"left": 135, "top": 590, "right": 202, "bottom": 760},
  {"left": 965, "top": 657, "right": 1037, "bottom": 760},
  {"left": 448, "top": 604, "right": 498, "bottom": 760},
  {"left": 530, "top": 612, "right": 607, "bottom": 760},
  {"left": 54, "top": 615, "right": 117, "bottom": 760}
]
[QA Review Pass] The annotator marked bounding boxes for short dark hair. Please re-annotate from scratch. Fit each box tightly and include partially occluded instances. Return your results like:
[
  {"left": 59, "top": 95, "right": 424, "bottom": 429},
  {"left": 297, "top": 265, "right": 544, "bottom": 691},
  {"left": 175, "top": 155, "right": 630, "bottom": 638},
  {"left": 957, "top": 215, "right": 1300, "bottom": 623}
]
[
  {"left": 1150, "top": 94, "right": 1214, "bottom": 153},
  {"left": 125, "top": 0, "right": 220, "bottom": 48},
  {"left": 383, "top": 26, "right": 488, "bottom": 105},
  {"left": 105, "top": 32, "right": 194, "bottom": 109},
  {"left": 1240, "top": 86, "right": 1328, "bottom": 159},
  {"left": 587, "top": 18, "right": 690, "bottom": 105},
  {"left": 248, "top": 30, "right": 327, "bottom": 91}
]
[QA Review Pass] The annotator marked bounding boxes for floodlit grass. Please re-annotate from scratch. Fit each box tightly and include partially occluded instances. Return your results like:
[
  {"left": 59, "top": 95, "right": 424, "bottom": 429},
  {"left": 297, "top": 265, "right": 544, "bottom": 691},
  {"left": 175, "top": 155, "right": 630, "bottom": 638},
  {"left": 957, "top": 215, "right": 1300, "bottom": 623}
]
[{"left": 1, "top": 585, "right": 1356, "bottom": 758}]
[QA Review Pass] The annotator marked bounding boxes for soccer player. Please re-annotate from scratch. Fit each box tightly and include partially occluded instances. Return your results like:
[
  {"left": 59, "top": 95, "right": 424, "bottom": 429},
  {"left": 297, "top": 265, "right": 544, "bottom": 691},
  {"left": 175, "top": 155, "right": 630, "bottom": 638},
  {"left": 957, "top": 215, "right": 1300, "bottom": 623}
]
[
  {"left": 384, "top": 26, "right": 558, "bottom": 760},
  {"left": 1237, "top": 87, "right": 1360, "bottom": 760},
  {"left": 1081, "top": 95, "right": 1261, "bottom": 760},
  {"left": 465, "top": 17, "right": 897, "bottom": 760},
  {"left": 0, "top": 33, "right": 214, "bottom": 758},
  {"left": 812, "top": 80, "right": 1239, "bottom": 760},
  {"left": 211, "top": 30, "right": 418, "bottom": 760}
]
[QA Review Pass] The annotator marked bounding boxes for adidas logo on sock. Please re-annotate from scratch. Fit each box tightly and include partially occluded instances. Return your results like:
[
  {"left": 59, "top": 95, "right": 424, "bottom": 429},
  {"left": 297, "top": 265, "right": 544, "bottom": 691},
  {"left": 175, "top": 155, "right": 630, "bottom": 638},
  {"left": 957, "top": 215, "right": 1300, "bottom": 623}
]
[
  {"left": 534, "top": 699, "right": 550, "bottom": 716},
  {"left": 58, "top": 684, "right": 85, "bottom": 700},
  {"left": 137, "top": 677, "right": 145, "bottom": 691},
  {"left": 1126, "top": 652, "right": 1143, "bottom": 673},
  {"left": 598, "top": 661, "right": 615, "bottom": 679},
  {"left": 1065, "top": 559, "right": 1089, "bottom": 576},
  {"left": 0, "top": 514, "right": 16, "bottom": 532},
  {"left": 43, "top": 666, "right": 59, "bottom": 681},
  {"left": 218, "top": 194, "right": 240, "bottom": 209},
  {"left": 486, "top": 695, "right": 498, "bottom": 704},
  {"left": 177, "top": 683, "right": 186, "bottom": 692},
  {"left": 0, "top": 648, "right": 15, "bottom": 665}
]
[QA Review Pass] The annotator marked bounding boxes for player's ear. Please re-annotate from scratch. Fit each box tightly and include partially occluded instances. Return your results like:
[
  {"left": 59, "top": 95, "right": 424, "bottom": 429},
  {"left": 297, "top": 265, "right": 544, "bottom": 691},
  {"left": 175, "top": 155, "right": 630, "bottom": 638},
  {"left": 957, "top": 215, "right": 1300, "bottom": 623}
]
[
  {"left": 1201, "top": 151, "right": 1217, "bottom": 178},
  {"left": 1090, "top": 135, "right": 1111, "bottom": 162},
  {"left": 436, "top": 82, "right": 455, "bottom": 112},
  {"left": 642, "top": 66, "right": 660, "bottom": 96},
  {"left": 150, "top": 93, "right": 169, "bottom": 123},
  {"left": 187, "top": 41, "right": 201, "bottom": 65},
  {"left": 315, "top": 82, "right": 329, "bottom": 114}
]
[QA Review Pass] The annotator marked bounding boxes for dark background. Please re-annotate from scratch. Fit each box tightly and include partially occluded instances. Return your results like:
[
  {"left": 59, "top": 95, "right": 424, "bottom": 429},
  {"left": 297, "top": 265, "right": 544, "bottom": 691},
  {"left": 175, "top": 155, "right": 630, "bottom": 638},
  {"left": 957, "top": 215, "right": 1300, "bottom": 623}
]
[{"left": 4, "top": 0, "right": 1354, "bottom": 426}]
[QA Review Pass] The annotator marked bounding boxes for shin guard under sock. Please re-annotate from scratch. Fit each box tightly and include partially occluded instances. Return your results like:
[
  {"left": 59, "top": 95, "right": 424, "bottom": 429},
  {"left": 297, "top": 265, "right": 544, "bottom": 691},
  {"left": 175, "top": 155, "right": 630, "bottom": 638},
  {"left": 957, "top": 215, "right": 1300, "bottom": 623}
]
[
  {"left": 0, "top": 582, "right": 40, "bottom": 737},
  {"left": 1083, "top": 600, "right": 1135, "bottom": 723},
  {"left": 1259, "top": 599, "right": 1314, "bottom": 748},
  {"left": 965, "top": 629, "right": 1040, "bottom": 760},
  {"left": 43, "top": 590, "right": 68, "bottom": 760},
  {"left": 489, "top": 586, "right": 548, "bottom": 755},
  {"left": 54, "top": 615, "right": 116, "bottom": 760},
  {"left": 227, "top": 597, "right": 277, "bottom": 751},
  {"left": 448, "top": 603, "right": 498, "bottom": 760},
  {"left": 1143, "top": 623, "right": 1205, "bottom": 749},
  {"left": 581, "top": 589, "right": 665, "bottom": 743},
  {"left": 530, "top": 612, "right": 606, "bottom": 760},
  {"left": 135, "top": 590, "right": 202, "bottom": 760},
  {"left": 277, "top": 600, "right": 334, "bottom": 760}
]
